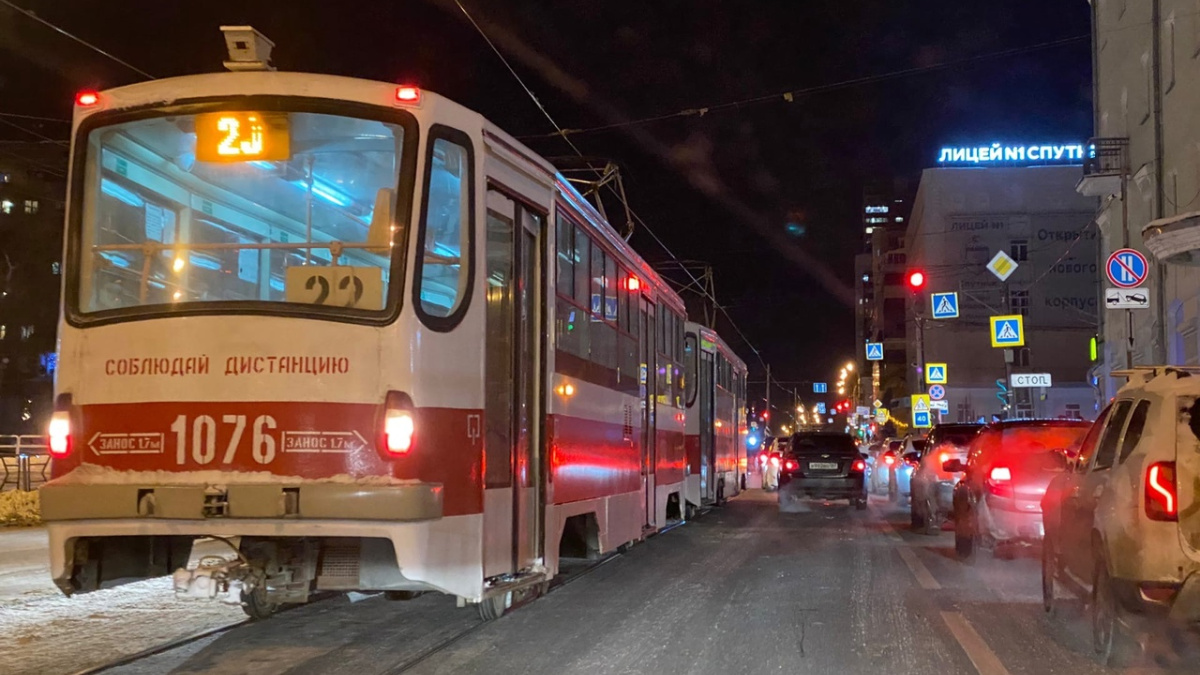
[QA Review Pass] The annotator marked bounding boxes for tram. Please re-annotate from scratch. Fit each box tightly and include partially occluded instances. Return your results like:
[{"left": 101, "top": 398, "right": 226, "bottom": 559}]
[
  {"left": 40, "top": 27, "right": 691, "bottom": 619},
  {"left": 683, "top": 322, "right": 748, "bottom": 513}
]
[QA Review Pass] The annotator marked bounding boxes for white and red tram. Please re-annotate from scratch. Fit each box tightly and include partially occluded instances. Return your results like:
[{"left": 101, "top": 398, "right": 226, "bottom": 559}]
[
  {"left": 41, "top": 28, "right": 691, "bottom": 618},
  {"left": 683, "top": 323, "right": 748, "bottom": 512}
]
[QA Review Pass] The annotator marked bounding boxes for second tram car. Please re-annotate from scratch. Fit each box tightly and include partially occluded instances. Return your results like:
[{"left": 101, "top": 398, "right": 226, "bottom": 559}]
[
  {"left": 40, "top": 28, "right": 695, "bottom": 619},
  {"left": 684, "top": 323, "right": 748, "bottom": 513}
]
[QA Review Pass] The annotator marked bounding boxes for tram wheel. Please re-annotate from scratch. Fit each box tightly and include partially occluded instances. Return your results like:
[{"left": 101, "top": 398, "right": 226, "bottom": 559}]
[
  {"left": 240, "top": 584, "right": 279, "bottom": 621},
  {"left": 477, "top": 592, "right": 509, "bottom": 621}
]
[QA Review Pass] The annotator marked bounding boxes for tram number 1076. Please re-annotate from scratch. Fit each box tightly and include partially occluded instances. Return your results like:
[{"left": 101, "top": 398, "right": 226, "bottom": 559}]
[{"left": 171, "top": 414, "right": 278, "bottom": 466}]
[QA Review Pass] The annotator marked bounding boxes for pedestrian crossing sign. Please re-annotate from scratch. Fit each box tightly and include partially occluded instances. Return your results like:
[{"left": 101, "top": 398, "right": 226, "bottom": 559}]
[
  {"left": 925, "top": 363, "right": 948, "bottom": 384},
  {"left": 865, "top": 342, "right": 884, "bottom": 361},
  {"left": 931, "top": 292, "right": 959, "bottom": 319},
  {"left": 989, "top": 314, "right": 1025, "bottom": 348},
  {"left": 911, "top": 394, "right": 930, "bottom": 413}
]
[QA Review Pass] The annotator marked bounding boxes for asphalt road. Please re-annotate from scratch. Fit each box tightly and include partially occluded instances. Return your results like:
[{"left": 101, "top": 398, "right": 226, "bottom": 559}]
[{"left": 92, "top": 489, "right": 1200, "bottom": 675}]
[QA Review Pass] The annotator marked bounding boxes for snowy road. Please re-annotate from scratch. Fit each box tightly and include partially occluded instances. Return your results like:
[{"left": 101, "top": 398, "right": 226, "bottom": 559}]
[
  {"left": 0, "top": 527, "right": 244, "bottom": 675},
  {"left": 37, "top": 491, "right": 1184, "bottom": 674}
]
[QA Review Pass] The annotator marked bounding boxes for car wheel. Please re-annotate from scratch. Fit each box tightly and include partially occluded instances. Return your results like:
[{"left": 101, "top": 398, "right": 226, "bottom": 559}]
[
  {"left": 922, "top": 494, "right": 941, "bottom": 536},
  {"left": 1092, "top": 560, "right": 1140, "bottom": 667},
  {"left": 955, "top": 513, "right": 977, "bottom": 562},
  {"left": 1041, "top": 540, "right": 1058, "bottom": 616},
  {"left": 911, "top": 496, "right": 926, "bottom": 530}
]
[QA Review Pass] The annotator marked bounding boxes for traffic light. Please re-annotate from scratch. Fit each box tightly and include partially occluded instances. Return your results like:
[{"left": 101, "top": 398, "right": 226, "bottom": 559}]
[{"left": 906, "top": 270, "right": 926, "bottom": 291}]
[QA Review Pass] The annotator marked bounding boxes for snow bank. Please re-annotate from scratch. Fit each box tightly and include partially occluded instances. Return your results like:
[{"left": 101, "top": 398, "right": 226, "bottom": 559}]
[{"left": 0, "top": 489, "right": 40, "bottom": 527}]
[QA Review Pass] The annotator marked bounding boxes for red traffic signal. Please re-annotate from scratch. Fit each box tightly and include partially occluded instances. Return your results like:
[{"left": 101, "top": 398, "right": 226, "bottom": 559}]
[{"left": 906, "top": 270, "right": 926, "bottom": 291}]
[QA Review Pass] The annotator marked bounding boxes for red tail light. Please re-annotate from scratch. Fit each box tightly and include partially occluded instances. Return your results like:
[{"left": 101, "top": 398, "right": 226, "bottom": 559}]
[
  {"left": 759, "top": 454, "right": 768, "bottom": 466},
  {"left": 939, "top": 452, "right": 950, "bottom": 465},
  {"left": 883, "top": 454, "right": 895, "bottom": 466},
  {"left": 394, "top": 85, "right": 421, "bottom": 104},
  {"left": 783, "top": 459, "right": 798, "bottom": 472},
  {"left": 75, "top": 90, "right": 99, "bottom": 107},
  {"left": 48, "top": 411, "right": 72, "bottom": 457},
  {"left": 770, "top": 456, "right": 780, "bottom": 467},
  {"left": 380, "top": 391, "right": 416, "bottom": 456},
  {"left": 1146, "top": 461, "right": 1177, "bottom": 522},
  {"left": 985, "top": 465, "right": 1013, "bottom": 498},
  {"left": 852, "top": 459, "right": 866, "bottom": 472}
]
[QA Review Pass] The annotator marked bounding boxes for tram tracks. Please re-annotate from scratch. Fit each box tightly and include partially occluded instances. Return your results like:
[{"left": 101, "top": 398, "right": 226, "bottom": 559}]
[{"left": 75, "top": 545, "right": 631, "bottom": 675}]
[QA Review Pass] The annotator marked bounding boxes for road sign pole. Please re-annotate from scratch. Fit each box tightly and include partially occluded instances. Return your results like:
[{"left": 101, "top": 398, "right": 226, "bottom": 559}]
[{"left": 1003, "top": 281, "right": 1012, "bottom": 419}]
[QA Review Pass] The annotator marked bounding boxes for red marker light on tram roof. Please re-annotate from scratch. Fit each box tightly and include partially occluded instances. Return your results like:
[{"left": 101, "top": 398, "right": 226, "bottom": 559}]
[
  {"left": 626, "top": 277, "right": 641, "bottom": 292},
  {"left": 395, "top": 86, "right": 421, "bottom": 104},
  {"left": 75, "top": 90, "right": 99, "bottom": 107}
]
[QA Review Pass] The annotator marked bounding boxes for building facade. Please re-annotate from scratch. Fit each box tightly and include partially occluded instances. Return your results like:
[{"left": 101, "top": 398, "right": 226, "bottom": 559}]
[
  {"left": 856, "top": 180, "right": 914, "bottom": 410},
  {"left": 1082, "top": 1, "right": 1200, "bottom": 396},
  {"left": 906, "top": 165, "right": 1099, "bottom": 422},
  {"left": 0, "top": 141, "right": 66, "bottom": 434}
]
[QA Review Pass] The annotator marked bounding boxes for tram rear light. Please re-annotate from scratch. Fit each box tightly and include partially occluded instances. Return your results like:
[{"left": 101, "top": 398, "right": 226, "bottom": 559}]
[
  {"left": 75, "top": 90, "right": 99, "bottom": 107},
  {"left": 394, "top": 85, "right": 421, "bottom": 105},
  {"left": 48, "top": 411, "right": 71, "bottom": 457},
  {"left": 626, "top": 277, "right": 641, "bottom": 292},
  {"left": 380, "top": 390, "right": 416, "bottom": 456},
  {"left": 385, "top": 410, "right": 415, "bottom": 454}
]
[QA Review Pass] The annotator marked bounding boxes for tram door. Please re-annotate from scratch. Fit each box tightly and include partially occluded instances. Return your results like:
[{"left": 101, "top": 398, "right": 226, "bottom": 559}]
[
  {"left": 483, "top": 189, "right": 544, "bottom": 575},
  {"left": 640, "top": 299, "right": 656, "bottom": 529},
  {"left": 699, "top": 350, "right": 716, "bottom": 502}
]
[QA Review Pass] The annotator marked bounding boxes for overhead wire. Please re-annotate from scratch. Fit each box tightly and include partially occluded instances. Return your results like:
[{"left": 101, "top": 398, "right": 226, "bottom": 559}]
[
  {"left": 450, "top": 0, "right": 772, "bottom": 372},
  {"left": 519, "top": 34, "right": 1089, "bottom": 140},
  {"left": 0, "top": 0, "right": 155, "bottom": 79}
]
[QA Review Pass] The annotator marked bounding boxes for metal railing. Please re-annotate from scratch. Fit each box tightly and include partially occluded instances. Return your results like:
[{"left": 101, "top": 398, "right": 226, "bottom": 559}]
[{"left": 0, "top": 434, "right": 52, "bottom": 492}]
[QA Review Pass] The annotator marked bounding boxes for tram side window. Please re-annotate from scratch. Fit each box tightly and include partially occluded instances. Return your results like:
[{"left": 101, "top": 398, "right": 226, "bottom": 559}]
[
  {"left": 672, "top": 311, "right": 685, "bottom": 408},
  {"left": 555, "top": 214, "right": 574, "bottom": 298},
  {"left": 684, "top": 334, "right": 698, "bottom": 407},
  {"left": 573, "top": 225, "right": 589, "bottom": 309},
  {"left": 418, "top": 135, "right": 472, "bottom": 319}
]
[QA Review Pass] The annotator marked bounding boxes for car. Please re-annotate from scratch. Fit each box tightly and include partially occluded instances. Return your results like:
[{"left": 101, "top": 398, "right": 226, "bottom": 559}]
[
  {"left": 757, "top": 437, "right": 783, "bottom": 491},
  {"left": 911, "top": 423, "right": 983, "bottom": 534},
  {"left": 1042, "top": 367, "right": 1200, "bottom": 666},
  {"left": 868, "top": 438, "right": 904, "bottom": 495},
  {"left": 947, "top": 418, "right": 1090, "bottom": 560},
  {"left": 777, "top": 431, "right": 868, "bottom": 510},
  {"left": 893, "top": 435, "right": 926, "bottom": 503}
]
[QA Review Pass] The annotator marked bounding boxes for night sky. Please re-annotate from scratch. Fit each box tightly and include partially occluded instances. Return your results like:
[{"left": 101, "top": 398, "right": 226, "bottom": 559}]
[{"left": 0, "top": 0, "right": 1093, "bottom": 403}]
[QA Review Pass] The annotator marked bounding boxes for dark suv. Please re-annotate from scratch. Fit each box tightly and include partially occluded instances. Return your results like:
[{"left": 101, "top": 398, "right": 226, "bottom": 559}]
[{"left": 777, "top": 432, "right": 868, "bottom": 510}]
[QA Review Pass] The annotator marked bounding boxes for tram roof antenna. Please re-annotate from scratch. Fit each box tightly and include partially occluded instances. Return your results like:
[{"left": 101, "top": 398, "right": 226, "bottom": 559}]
[
  {"left": 220, "top": 26, "right": 276, "bottom": 72},
  {"left": 549, "top": 156, "right": 635, "bottom": 240}
]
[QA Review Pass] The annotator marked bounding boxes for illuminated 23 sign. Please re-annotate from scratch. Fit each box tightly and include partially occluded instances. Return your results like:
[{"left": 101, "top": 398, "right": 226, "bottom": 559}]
[{"left": 196, "top": 111, "right": 290, "bottom": 162}]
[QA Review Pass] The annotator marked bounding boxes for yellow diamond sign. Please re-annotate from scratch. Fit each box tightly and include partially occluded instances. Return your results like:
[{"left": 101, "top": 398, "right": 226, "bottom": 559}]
[{"left": 987, "top": 250, "right": 1018, "bottom": 282}]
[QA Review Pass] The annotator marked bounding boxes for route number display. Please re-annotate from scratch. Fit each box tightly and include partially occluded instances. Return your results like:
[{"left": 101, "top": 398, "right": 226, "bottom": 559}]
[{"left": 196, "top": 111, "right": 291, "bottom": 162}]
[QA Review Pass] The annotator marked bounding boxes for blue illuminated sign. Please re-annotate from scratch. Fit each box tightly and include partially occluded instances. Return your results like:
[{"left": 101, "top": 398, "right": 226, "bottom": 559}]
[{"left": 937, "top": 143, "right": 1084, "bottom": 166}]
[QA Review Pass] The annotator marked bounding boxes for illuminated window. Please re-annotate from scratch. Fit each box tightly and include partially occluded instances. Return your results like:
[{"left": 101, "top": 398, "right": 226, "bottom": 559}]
[
  {"left": 23, "top": 199, "right": 37, "bottom": 214},
  {"left": 0, "top": 173, "right": 9, "bottom": 183},
  {"left": 0, "top": 325, "right": 5, "bottom": 340},
  {"left": 79, "top": 110, "right": 409, "bottom": 316},
  {"left": 0, "top": 200, "right": 12, "bottom": 214},
  {"left": 20, "top": 325, "right": 34, "bottom": 340},
  {"left": 417, "top": 132, "right": 473, "bottom": 321},
  {"left": 865, "top": 227, "right": 874, "bottom": 234}
]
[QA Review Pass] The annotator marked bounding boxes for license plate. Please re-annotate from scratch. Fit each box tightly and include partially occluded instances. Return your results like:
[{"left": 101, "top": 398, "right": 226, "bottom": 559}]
[{"left": 809, "top": 462, "right": 838, "bottom": 470}]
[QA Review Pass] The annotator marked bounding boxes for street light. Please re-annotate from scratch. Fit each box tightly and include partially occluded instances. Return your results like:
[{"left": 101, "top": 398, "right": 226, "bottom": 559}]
[{"left": 845, "top": 362, "right": 855, "bottom": 372}]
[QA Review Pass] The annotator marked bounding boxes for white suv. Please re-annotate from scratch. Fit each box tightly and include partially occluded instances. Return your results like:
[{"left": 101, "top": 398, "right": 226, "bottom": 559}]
[{"left": 1042, "top": 367, "right": 1200, "bottom": 666}]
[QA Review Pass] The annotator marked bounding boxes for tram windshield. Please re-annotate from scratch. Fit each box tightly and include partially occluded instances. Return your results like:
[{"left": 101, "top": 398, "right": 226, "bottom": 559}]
[{"left": 73, "top": 108, "right": 413, "bottom": 317}]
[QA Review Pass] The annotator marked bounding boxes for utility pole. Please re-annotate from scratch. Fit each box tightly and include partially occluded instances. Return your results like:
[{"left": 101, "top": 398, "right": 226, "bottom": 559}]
[{"left": 764, "top": 364, "right": 771, "bottom": 436}]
